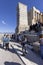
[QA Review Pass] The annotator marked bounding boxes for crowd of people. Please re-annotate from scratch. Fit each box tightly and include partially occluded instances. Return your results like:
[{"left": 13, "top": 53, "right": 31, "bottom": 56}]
[
  {"left": 1, "top": 34, "right": 27, "bottom": 56},
  {"left": 16, "top": 33, "right": 43, "bottom": 58},
  {"left": 1, "top": 32, "right": 43, "bottom": 58}
]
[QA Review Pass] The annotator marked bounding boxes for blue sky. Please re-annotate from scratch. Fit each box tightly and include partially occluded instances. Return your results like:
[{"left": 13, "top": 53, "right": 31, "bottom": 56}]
[{"left": 0, "top": 0, "right": 43, "bottom": 33}]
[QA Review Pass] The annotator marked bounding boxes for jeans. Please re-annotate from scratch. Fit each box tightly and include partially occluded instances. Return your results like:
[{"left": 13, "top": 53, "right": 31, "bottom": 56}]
[{"left": 40, "top": 45, "right": 43, "bottom": 59}]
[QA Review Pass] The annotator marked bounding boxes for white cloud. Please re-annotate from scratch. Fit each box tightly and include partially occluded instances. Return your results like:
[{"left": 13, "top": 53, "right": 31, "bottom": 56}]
[{"left": 2, "top": 20, "right": 6, "bottom": 25}]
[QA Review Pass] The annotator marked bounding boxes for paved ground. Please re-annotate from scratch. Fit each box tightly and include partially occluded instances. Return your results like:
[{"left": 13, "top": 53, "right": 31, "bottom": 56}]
[
  {"left": 0, "top": 41, "right": 43, "bottom": 65},
  {"left": 13, "top": 42, "right": 43, "bottom": 65},
  {"left": 0, "top": 42, "right": 24, "bottom": 65}
]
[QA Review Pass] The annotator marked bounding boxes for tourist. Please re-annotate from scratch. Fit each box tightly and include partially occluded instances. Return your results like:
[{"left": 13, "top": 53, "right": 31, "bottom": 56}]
[
  {"left": 39, "top": 30, "right": 43, "bottom": 59},
  {"left": 2, "top": 34, "right": 6, "bottom": 48},
  {"left": 5, "top": 35, "right": 10, "bottom": 50},
  {"left": 21, "top": 35, "right": 27, "bottom": 56},
  {"left": 40, "top": 37, "right": 43, "bottom": 59}
]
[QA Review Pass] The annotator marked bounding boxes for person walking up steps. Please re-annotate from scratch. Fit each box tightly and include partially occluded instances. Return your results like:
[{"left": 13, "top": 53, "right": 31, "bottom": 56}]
[{"left": 21, "top": 35, "right": 27, "bottom": 56}]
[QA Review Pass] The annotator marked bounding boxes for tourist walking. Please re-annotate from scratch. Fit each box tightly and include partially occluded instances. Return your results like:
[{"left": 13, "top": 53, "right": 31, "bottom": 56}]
[
  {"left": 21, "top": 35, "right": 27, "bottom": 56},
  {"left": 2, "top": 34, "right": 6, "bottom": 48},
  {"left": 2, "top": 34, "right": 10, "bottom": 50},
  {"left": 5, "top": 35, "right": 10, "bottom": 50}
]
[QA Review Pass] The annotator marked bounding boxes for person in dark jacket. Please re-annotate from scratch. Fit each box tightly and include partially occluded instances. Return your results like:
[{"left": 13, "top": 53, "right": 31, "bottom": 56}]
[
  {"left": 2, "top": 34, "right": 6, "bottom": 48},
  {"left": 21, "top": 35, "right": 27, "bottom": 56}
]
